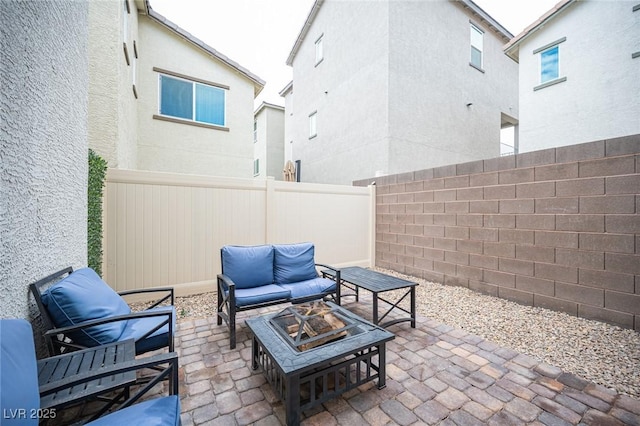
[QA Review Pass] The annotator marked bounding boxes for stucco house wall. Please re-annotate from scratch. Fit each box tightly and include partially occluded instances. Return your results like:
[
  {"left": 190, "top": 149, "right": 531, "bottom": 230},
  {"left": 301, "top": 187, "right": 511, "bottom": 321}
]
[
  {"left": 508, "top": 0, "right": 640, "bottom": 152},
  {"left": 285, "top": 0, "right": 517, "bottom": 185},
  {"left": 254, "top": 103, "right": 285, "bottom": 179},
  {"left": 0, "top": 1, "right": 88, "bottom": 320}
]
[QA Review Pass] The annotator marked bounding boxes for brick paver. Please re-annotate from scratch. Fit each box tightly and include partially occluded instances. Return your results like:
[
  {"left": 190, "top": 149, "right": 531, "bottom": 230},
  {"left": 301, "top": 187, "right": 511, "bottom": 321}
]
[{"left": 170, "top": 297, "right": 640, "bottom": 425}]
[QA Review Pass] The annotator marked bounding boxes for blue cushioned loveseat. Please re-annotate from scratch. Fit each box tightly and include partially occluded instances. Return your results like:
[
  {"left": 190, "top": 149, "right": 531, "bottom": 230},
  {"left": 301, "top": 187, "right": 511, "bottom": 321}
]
[{"left": 217, "top": 242, "right": 341, "bottom": 349}]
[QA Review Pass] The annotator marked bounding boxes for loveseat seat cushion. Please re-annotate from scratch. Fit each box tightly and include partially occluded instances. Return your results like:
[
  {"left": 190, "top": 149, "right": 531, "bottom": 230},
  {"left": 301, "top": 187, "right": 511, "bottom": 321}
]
[
  {"left": 278, "top": 277, "right": 336, "bottom": 300},
  {"left": 41, "top": 267, "right": 130, "bottom": 347},
  {"left": 222, "top": 245, "right": 274, "bottom": 289},
  {"left": 230, "top": 284, "right": 291, "bottom": 307},
  {"left": 118, "top": 306, "right": 175, "bottom": 355},
  {"left": 87, "top": 395, "right": 180, "bottom": 426},
  {"left": 273, "top": 242, "right": 318, "bottom": 284}
]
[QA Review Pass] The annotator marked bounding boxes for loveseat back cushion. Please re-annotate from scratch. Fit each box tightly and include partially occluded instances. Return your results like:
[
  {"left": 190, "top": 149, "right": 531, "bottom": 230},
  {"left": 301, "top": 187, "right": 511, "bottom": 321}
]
[
  {"left": 278, "top": 277, "right": 336, "bottom": 300},
  {"left": 41, "top": 267, "right": 130, "bottom": 347},
  {"left": 273, "top": 242, "right": 318, "bottom": 284},
  {"left": 0, "top": 319, "right": 40, "bottom": 426},
  {"left": 221, "top": 245, "right": 274, "bottom": 289}
]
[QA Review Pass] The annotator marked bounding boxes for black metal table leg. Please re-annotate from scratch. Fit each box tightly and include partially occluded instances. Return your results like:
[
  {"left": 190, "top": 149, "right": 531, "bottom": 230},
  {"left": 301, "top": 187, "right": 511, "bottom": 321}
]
[
  {"left": 285, "top": 374, "right": 301, "bottom": 426},
  {"left": 377, "top": 343, "right": 387, "bottom": 389},
  {"left": 411, "top": 286, "right": 416, "bottom": 328}
]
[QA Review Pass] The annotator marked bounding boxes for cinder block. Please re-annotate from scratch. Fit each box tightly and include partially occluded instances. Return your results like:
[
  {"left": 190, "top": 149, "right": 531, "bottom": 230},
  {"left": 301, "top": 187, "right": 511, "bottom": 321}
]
[
  {"left": 457, "top": 265, "right": 483, "bottom": 281},
  {"left": 499, "top": 168, "right": 535, "bottom": 184},
  {"left": 516, "top": 214, "right": 555, "bottom": 230},
  {"left": 414, "top": 236, "right": 434, "bottom": 247},
  {"left": 605, "top": 134, "right": 640, "bottom": 156},
  {"left": 405, "top": 266, "right": 425, "bottom": 280},
  {"left": 535, "top": 197, "right": 579, "bottom": 214},
  {"left": 380, "top": 251, "right": 398, "bottom": 263},
  {"left": 445, "top": 201, "right": 470, "bottom": 213},
  {"left": 415, "top": 190, "right": 434, "bottom": 202},
  {"left": 445, "top": 250, "right": 469, "bottom": 265},
  {"left": 406, "top": 203, "right": 425, "bottom": 214},
  {"left": 398, "top": 193, "right": 414, "bottom": 203},
  {"left": 377, "top": 223, "right": 390, "bottom": 233},
  {"left": 516, "top": 182, "right": 556, "bottom": 199},
  {"left": 556, "top": 282, "right": 604, "bottom": 306},
  {"left": 398, "top": 254, "right": 414, "bottom": 267},
  {"left": 423, "top": 225, "right": 445, "bottom": 237},
  {"left": 499, "top": 229, "right": 534, "bottom": 245},
  {"left": 397, "top": 234, "right": 414, "bottom": 245},
  {"left": 484, "top": 270, "right": 516, "bottom": 288},
  {"left": 606, "top": 215, "right": 640, "bottom": 234},
  {"left": 470, "top": 254, "right": 499, "bottom": 270},
  {"left": 606, "top": 175, "right": 640, "bottom": 195},
  {"left": 515, "top": 245, "right": 555, "bottom": 263},
  {"left": 381, "top": 233, "right": 398, "bottom": 243},
  {"left": 424, "top": 248, "right": 445, "bottom": 261},
  {"left": 516, "top": 148, "right": 556, "bottom": 168},
  {"left": 556, "top": 248, "right": 604, "bottom": 270},
  {"left": 415, "top": 168, "right": 435, "bottom": 181},
  {"left": 534, "top": 295, "right": 578, "bottom": 316},
  {"left": 484, "top": 242, "right": 515, "bottom": 258},
  {"left": 497, "top": 287, "right": 534, "bottom": 306},
  {"left": 389, "top": 183, "right": 406, "bottom": 194},
  {"left": 534, "top": 162, "right": 579, "bottom": 182},
  {"left": 434, "top": 189, "right": 457, "bottom": 201},
  {"left": 413, "top": 257, "right": 432, "bottom": 270},
  {"left": 389, "top": 243, "right": 406, "bottom": 254},
  {"left": 390, "top": 223, "right": 405, "bottom": 234},
  {"left": 433, "top": 164, "right": 457, "bottom": 178},
  {"left": 556, "top": 178, "right": 605, "bottom": 196},
  {"left": 500, "top": 199, "right": 534, "bottom": 214},
  {"left": 579, "top": 156, "right": 636, "bottom": 178},
  {"left": 578, "top": 305, "right": 634, "bottom": 329},
  {"left": 457, "top": 160, "right": 485, "bottom": 176},
  {"left": 390, "top": 204, "right": 406, "bottom": 214},
  {"left": 556, "top": 141, "right": 605, "bottom": 163},
  {"left": 423, "top": 270, "right": 444, "bottom": 284},
  {"left": 579, "top": 233, "right": 635, "bottom": 254},
  {"left": 580, "top": 195, "right": 635, "bottom": 214},
  {"left": 444, "top": 275, "right": 469, "bottom": 288},
  {"left": 445, "top": 226, "right": 470, "bottom": 239},
  {"left": 534, "top": 231, "right": 578, "bottom": 248},
  {"left": 470, "top": 227, "right": 499, "bottom": 241},
  {"left": 457, "top": 239, "right": 483, "bottom": 254},
  {"left": 424, "top": 178, "right": 445, "bottom": 190},
  {"left": 433, "top": 214, "right": 456, "bottom": 226},
  {"left": 433, "top": 260, "right": 457, "bottom": 275},
  {"left": 470, "top": 200, "right": 499, "bottom": 213},
  {"left": 556, "top": 215, "right": 604, "bottom": 232},
  {"left": 535, "top": 262, "right": 578, "bottom": 283},
  {"left": 484, "top": 184, "right": 516, "bottom": 200},
  {"left": 415, "top": 214, "right": 434, "bottom": 225},
  {"left": 397, "top": 213, "right": 415, "bottom": 224},
  {"left": 382, "top": 194, "right": 398, "bottom": 204},
  {"left": 445, "top": 175, "right": 470, "bottom": 189},
  {"left": 423, "top": 202, "right": 445, "bottom": 213},
  {"left": 604, "top": 290, "right": 640, "bottom": 314},
  {"left": 579, "top": 269, "right": 635, "bottom": 293},
  {"left": 484, "top": 214, "right": 516, "bottom": 228},
  {"left": 470, "top": 172, "right": 499, "bottom": 187},
  {"left": 377, "top": 241, "right": 390, "bottom": 252},
  {"left": 406, "top": 224, "right": 426, "bottom": 236},
  {"left": 433, "top": 237, "right": 457, "bottom": 251},
  {"left": 406, "top": 181, "right": 425, "bottom": 192},
  {"left": 605, "top": 252, "right": 640, "bottom": 275},
  {"left": 457, "top": 214, "right": 484, "bottom": 227},
  {"left": 484, "top": 155, "right": 516, "bottom": 172},
  {"left": 457, "top": 187, "right": 484, "bottom": 200},
  {"left": 470, "top": 280, "right": 499, "bottom": 297},
  {"left": 499, "top": 258, "right": 534, "bottom": 276},
  {"left": 516, "top": 275, "right": 555, "bottom": 296}
]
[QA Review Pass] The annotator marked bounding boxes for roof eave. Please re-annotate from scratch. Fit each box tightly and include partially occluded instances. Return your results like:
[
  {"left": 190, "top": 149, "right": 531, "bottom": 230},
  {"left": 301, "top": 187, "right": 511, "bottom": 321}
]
[
  {"left": 458, "top": 0, "right": 513, "bottom": 42},
  {"left": 286, "top": 0, "right": 324, "bottom": 66}
]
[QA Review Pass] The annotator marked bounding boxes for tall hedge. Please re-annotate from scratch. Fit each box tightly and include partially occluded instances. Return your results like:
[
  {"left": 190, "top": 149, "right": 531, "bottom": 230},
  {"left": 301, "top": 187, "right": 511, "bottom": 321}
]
[{"left": 88, "top": 149, "right": 107, "bottom": 276}]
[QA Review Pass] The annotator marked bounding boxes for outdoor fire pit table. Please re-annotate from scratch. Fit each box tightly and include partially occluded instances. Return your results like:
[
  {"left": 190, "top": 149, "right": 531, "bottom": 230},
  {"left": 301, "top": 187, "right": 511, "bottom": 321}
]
[{"left": 246, "top": 300, "right": 395, "bottom": 426}]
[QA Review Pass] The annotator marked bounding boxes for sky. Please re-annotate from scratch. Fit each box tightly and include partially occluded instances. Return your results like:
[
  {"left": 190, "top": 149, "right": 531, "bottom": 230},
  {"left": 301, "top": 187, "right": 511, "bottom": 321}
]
[{"left": 151, "top": 0, "right": 560, "bottom": 107}]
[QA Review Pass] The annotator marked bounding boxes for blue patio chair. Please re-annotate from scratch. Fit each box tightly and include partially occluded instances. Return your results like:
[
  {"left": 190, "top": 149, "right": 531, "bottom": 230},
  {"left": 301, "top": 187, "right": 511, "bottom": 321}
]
[
  {"left": 0, "top": 319, "right": 181, "bottom": 425},
  {"left": 30, "top": 267, "right": 175, "bottom": 356}
]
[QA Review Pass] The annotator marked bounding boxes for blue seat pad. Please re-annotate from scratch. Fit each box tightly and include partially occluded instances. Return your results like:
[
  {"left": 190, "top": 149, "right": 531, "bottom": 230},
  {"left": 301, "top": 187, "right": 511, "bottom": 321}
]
[
  {"left": 229, "top": 284, "right": 291, "bottom": 307},
  {"left": 277, "top": 277, "right": 336, "bottom": 299},
  {"left": 86, "top": 395, "right": 180, "bottom": 426},
  {"left": 118, "top": 306, "right": 175, "bottom": 355}
]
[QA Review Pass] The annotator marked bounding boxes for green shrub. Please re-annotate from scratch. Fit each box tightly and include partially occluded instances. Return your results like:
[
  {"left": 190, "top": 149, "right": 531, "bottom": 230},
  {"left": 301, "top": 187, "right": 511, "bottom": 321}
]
[{"left": 88, "top": 149, "right": 108, "bottom": 276}]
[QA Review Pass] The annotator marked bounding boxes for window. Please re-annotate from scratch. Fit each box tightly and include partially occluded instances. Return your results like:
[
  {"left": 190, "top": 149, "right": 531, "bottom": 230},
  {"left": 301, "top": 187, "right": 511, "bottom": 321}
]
[
  {"left": 253, "top": 159, "right": 259, "bottom": 176},
  {"left": 253, "top": 121, "right": 257, "bottom": 143},
  {"left": 470, "top": 23, "right": 483, "bottom": 70},
  {"left": 540, "top": 46, "right": 559, "bottom": 83},
  {"left": 309, "top": 112, "right": 317, "bottom": 138},
  {"left": 159, "top": 74, "right": 226, "bottom": 127},
  {"left": 123, "top": 0, "right": 130, "bottom": 65},
  {"left": 315, "top": 35, "right": 323, "bottom": 65}
]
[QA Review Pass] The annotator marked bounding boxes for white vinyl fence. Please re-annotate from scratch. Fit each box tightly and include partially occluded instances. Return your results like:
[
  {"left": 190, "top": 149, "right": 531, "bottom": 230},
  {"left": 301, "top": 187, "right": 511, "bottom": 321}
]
[{"left": 103, "top": 169, "right": 375, "bottom": 296}]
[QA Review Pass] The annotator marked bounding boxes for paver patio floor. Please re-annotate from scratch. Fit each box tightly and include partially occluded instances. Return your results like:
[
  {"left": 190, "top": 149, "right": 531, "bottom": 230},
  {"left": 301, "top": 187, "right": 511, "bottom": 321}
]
[{"left": 175, "top": 296, "right": 639, "bottom": 425}]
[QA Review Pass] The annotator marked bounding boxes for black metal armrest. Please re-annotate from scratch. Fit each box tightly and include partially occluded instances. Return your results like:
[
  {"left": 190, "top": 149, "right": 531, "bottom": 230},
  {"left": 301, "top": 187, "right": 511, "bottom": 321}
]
[
  {"left": 217, "top": 274, "right": 235, "bottom": 292},
  {"left": 119, "top": 287, "right": 175, "bottom": 307}
]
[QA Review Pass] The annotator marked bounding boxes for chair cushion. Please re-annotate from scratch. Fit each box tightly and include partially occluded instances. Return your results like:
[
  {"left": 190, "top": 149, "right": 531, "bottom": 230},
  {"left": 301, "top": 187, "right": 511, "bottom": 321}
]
[
  {"left": 278, "top": 277, "right": 336, "bottom": 300},
  {"left": 221, "top": 245, "right": 274, "bottom": 289},
  {"left": 41, "top": 268, "right": 130, "bottom": 347},
  {"left": 0, "top": 319, "right": 40, "bottom": 425},
  {"left": 118, "top": 306, "right": 175, "bottom": 355},
  {"left": 230, "top": 284, "right": 291, "bottom": 307},
  {"left": 86, "top": 395, "right": 180, "bottom": 426},
  {"left": 273, "top": 243, "right": 318, "bottom": 284}
]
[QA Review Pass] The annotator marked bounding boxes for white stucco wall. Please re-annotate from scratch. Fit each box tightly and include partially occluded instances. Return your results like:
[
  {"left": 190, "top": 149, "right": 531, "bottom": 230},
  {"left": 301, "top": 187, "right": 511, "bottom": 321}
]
[
  {"left": 265, "top": 107, "right": 285, "bottom": 179},
  {"left": 136, "top": 17, "right": 257, "bottom": 177},
  {"left": 389, "top": 1, "right": 518, "bottom": 173},
  {"left": 282, "top": 87, "right": 294, "bottom": 162},
  {"left": 289, "top": 1, "right": 391, "bottom": 184},
  {"left": 517, "top": 0, "right": 640, "bottom": 151},
  {"left": 0, "top": 1, "right": 88, "bottom": 320}
]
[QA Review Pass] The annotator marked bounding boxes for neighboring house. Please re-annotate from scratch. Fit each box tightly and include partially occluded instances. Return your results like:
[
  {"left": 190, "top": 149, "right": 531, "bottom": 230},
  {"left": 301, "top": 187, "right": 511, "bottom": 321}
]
[
  {"left": 283, "top": 0, "right": 518, "bottom": 185},
  {"left": 253, "top": 102, "right": 286, "bottom": 179},
  {"left": 504, "top": 0, "right": 640, "bottom": 152},
  {"left": 88, "top": 0, "right": 265, "bottom": 178}
]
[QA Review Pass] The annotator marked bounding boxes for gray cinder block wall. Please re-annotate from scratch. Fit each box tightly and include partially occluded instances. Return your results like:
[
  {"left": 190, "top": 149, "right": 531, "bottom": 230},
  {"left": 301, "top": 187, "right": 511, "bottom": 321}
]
[
  {"left": 355, "top": 136, "right": 640, "bottom": 331},
  {"left": 0, "top": 1, "right": 89, "bottom": 325}
]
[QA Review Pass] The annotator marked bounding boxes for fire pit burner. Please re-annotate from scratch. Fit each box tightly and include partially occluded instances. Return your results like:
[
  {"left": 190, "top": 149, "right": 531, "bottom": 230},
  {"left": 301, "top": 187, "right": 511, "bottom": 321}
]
[{"left": 269, "top": 301, "right": 360, "bottom": 352}]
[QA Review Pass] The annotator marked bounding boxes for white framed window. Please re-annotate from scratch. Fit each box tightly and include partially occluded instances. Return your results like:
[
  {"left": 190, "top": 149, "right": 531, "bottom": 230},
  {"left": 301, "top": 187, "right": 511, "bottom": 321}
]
[
  {"left": 470, "top": 23, "right": 483, "bottom": 70},
  {"left": 315, "top": 35, "right": 323, "bottom": 65},
  {"left": 253, "top": 121, "right": 257, "bottom": 143},
  {"left": 253, "top": 159, "right": 260, "bottom": 176},
  {"left": 309, "top": 111, "right": 317, "bottom": 139},
  {"left": 158, "top": 73, "right": 226, "bottom": 127}
]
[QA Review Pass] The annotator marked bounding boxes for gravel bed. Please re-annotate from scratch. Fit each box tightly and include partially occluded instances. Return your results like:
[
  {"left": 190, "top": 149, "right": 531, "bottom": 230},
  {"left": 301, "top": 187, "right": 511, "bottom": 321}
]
[{"left": 166, "top": 268, "right": 640, "bottom": 399}]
